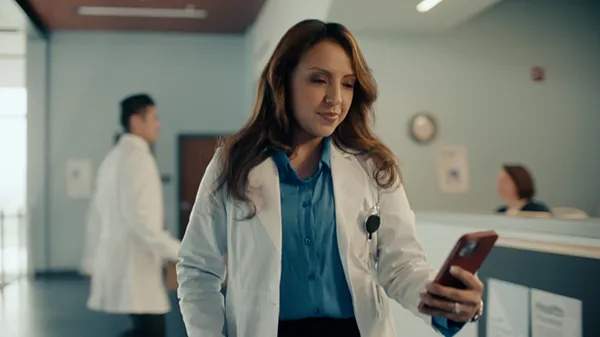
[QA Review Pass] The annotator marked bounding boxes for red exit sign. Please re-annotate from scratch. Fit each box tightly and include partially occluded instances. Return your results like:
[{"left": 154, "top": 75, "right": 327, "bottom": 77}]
[{"left": 531, "top": 66, "right": 545, "bottom": 82}]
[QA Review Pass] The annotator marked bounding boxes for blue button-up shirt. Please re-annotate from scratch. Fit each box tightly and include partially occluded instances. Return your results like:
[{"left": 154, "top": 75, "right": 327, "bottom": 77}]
[
  {"left": 273, "top": 138, "right": 462, "bottom": 336},
  {"left": 274, "top": 138, "right": 354, "bottom": 320}
]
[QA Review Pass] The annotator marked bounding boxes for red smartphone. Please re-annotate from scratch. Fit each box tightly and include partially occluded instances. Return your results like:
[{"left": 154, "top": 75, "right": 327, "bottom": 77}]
[
  {"left": 434, "top": 230, "right": 498, "bottom": 289},
  {"left": 420, "top": 230, "right": 498, "bottom": 309}
]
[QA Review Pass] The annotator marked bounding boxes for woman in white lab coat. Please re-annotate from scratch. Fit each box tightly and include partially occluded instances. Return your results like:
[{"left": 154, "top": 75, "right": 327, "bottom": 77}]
[{"left": 177, "top": 20, "right": 484, "bottom": 337}]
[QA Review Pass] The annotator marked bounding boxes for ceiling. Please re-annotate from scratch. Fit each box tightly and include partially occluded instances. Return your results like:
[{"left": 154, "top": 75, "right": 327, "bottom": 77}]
[
  {"left": 22, "top": 0, "right": 266, "bottom": 34},
  {"left": 328, "top": 0, "right": 504, "bottom": 33},
  {"left": 519, "top": 0, "right": 600, "bottom": 2}
]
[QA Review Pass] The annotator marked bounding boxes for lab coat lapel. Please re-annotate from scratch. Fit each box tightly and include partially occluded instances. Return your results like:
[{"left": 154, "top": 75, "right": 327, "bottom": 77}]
[
  {"left": 331, "top": 146, "right": 367, "bottom": 254},
  {"left": 245, "top": 146, "right": 366, "bottom": 256},
  {"left": 248, "top": 157, "right": 282, "bottom": 254}
]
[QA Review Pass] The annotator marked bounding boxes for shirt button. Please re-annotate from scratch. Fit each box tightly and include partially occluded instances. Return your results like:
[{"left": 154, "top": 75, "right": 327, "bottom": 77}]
[
  {"left": 308, "top": 273, "right": 316, "bottom": 281},
  {"left": 304, "top": 237, "right": 312, "bottom": 245},
  {"left": 313, "top": 308, "right": 320, "bottom": 315},
  {"left": 302, "top": 200, "right": 311, "bottom": 208}
]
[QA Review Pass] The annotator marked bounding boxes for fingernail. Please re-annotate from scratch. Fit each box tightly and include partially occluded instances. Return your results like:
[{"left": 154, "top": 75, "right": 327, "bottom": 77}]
[{"left": 450, "top": 266, "right": 457, "bottom": 274}]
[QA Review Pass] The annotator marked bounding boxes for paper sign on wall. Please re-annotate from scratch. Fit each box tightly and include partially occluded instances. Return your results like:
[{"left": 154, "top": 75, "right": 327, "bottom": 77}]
[
  {"left": 486, "top": 278, "right": 530, "bottom": 337},
  {"left": 66, "top": 159, "right": 92, "bottom": 199},
  {"left": 437, "top": 145, "right": 470, "bottom": 193},
  {"left": 531, "top": 289, "right": 582, "bottom": 337}
]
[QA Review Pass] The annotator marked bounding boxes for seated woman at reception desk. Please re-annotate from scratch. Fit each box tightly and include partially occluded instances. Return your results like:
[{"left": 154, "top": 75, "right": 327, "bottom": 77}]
[{"left": 496, "top": 164, "right": 550, "bottom": 215}]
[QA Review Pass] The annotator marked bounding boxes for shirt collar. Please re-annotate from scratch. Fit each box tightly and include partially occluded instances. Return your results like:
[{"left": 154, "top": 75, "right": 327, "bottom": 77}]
[
  {"left": 273, "top": 137, "right": 332, "bottom": 182},
  {"left": 119, "top": 133, "right": 150, "bottom": 152},
  {"left": 321, "top": 137, "right": 332, "bottom": 168}
]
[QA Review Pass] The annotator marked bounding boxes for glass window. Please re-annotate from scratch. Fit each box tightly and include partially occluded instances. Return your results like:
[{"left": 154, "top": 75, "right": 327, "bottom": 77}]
[
  {"left": 0, "top": 87, "right": 27, "bottom": 117},
  {"left": 0, "top": 86, "right": 28, "bottom": 286},
  {"left": 0, "top": 116, "right": 26, "bottom": 213}
]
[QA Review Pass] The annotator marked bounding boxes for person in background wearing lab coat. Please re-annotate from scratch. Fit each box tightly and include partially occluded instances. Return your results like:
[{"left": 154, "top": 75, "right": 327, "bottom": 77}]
[
  {"left": 176, "top": 20, "right": 485, "bottom": 337},
  {"left": 86, "top": 94, "right": 181, "bottom": 337},
  {"left": 79, "top": 131, "right": 125, "bottom": 277}
]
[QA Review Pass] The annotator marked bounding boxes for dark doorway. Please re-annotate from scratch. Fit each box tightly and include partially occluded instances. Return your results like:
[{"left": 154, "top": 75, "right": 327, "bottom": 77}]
[{"left": 177, "top": 135, "right": 222, "bottom": 238}]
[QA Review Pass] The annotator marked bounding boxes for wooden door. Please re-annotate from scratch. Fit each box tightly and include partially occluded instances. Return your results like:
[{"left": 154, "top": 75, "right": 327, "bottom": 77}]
[{"left": 178, "top": 135, "right": 221, "bottom": 238}]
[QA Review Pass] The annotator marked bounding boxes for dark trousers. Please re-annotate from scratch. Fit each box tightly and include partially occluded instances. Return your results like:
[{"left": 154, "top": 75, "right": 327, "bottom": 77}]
[
  {"left": 277, "top": 317, "right": 360, "bottom": 337},
  {"left": 120, "top": 314, "right": 166, "bottom": 337}
]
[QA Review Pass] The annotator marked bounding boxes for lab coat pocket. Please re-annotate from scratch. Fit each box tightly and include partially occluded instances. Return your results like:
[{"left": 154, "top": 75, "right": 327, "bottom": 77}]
[
  {"left": 231, "top": 287, "right": 278, "bottom": 337},
  {"left": 354, "top": 206, "right": 378, "bottom": 264}
]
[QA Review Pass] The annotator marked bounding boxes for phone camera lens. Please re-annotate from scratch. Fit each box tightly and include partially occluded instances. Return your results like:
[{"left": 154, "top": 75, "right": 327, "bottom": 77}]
[{"left": 459, "top": 239, "right": 479, "bottom": 257}]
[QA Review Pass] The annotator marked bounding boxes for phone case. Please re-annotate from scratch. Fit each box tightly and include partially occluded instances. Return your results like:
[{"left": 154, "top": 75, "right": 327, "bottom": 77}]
[{"left": 434, "top": 230, "right": 499, "bottom": 290}]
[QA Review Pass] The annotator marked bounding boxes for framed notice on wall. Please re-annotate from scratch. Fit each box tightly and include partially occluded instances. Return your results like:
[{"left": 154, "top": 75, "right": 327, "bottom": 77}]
[
  {"left": 437, "top": 145, "right": 470, "bottom": 193},
  {"left": 531, "top": 289, "right": 582, "bottom": 337},
  {"left": 66, "top": 158, "right": 92, "bottom": 199}
]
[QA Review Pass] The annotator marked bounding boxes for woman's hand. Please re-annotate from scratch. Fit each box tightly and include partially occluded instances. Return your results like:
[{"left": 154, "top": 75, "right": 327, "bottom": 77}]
[{"left": 418, "top": 266, "right": 484, "bottom": 322}]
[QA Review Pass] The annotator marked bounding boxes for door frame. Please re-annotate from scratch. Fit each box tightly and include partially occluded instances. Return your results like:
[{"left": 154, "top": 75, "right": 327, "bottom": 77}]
[{"left": 176, "top": 133, "right": 227, "bottom": 239}]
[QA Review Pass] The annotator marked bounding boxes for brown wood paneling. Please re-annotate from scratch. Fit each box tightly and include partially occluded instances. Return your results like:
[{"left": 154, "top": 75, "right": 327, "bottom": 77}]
[{"left": 25, "top": 0, "right": 265, "bottom": 33}]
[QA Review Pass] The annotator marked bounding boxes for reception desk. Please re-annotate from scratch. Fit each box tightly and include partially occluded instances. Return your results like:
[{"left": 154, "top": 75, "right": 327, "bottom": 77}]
[
  {"left": 167, "top": 212, "right": 600, "bottom": 337},
  {"left": 389, "top": 212, "right": 600, "bottom": 337}
]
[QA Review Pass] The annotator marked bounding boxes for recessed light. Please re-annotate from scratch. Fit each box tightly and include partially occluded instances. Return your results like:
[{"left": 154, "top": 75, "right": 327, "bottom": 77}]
[
  {"left": 76, "top": 6, "right": 208, "bottom": 19},
  {"left": 416, "top": 0, "right": 444, "bottom": 13}
]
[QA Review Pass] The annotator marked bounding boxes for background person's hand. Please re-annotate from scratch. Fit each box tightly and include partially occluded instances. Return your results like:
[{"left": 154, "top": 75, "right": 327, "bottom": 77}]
[
  {"left": 166, "top": 263, "right": 178, "bottom": 290},
  {"left": 418, "top": 266, "right": 483, "bottom": 322}
]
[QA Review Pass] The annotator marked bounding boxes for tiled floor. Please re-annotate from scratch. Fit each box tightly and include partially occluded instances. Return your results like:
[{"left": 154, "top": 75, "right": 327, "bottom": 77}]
[{"left": 0, "top": 276, "right": 187, "bottom": 337}]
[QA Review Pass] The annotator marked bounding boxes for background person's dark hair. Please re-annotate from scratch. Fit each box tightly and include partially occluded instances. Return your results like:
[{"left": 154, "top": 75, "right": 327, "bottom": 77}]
[
  {"left": 120, "top": 94, "right": 155, "bottom": 132},
  {"left": 503, "top": 164, "right": 536, "bottom": 200}
]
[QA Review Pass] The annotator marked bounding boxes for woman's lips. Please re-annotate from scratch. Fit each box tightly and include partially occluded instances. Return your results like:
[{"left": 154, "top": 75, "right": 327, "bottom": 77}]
[{"left": 318, "top": 112, "right": 339, "bottom": 123}]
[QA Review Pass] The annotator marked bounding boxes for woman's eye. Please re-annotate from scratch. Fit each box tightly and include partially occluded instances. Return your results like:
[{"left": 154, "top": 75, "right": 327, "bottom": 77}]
[{"left": 310, "top": 78, "right": 327, "bottom": 84}]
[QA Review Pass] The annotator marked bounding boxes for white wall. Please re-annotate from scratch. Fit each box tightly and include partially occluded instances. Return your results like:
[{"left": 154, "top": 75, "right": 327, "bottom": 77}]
[
  {"left": 42, "top": 31, "right": 249, "bottom": 270},
  {"left": 247, "top": 0, "right": 333, "bottom": 81},
  {"left": 354, "top": 1, "right": 600, "bottom": 214},
  {"left": 26, "top": 36, "right": 48, "bottom": 272},
  {"left": 28, "top": 0, "right": 600, "bottom": 272},
  {"left": 32, "top": 0, "right": 334, "bottom": 272}
]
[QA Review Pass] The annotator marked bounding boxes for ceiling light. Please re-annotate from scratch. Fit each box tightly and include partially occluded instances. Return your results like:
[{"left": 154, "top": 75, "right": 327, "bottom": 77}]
[
  {"left": 416, "top": 0, "right": 444, "bottom": 13},
  {"left": 77, "top": 6, "right": 208, "bottom": 19}
]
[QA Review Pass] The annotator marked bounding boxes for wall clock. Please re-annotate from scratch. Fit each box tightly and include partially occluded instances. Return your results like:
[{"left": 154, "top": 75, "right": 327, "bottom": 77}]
[{"left": 409, "top": 113, "right": 438, "bottom": 144}]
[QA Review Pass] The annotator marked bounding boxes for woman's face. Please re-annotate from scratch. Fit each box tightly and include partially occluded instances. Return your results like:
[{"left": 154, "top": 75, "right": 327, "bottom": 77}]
[
  {"left": 289, "top": 40, "right": 356, "bottom": 143},
  {"left": 496, "top": 169, "right": 518, "bottom": 201}
]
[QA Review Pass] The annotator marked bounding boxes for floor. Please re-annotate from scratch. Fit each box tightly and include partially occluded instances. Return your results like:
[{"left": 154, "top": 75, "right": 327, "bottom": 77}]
[{"left": 0, "top": 275, "right": 187, "bottom": 337}]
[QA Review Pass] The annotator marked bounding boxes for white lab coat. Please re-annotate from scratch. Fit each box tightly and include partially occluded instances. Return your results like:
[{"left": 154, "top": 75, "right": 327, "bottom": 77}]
[
  {"left": 177, "top": 145, "right": 440, "bottom": 337},
  {"left": 80, "top": 159, "right": 110, "bottom": 277},
  {"left": 86, "top": 133, "right": 181, "bottom": 314},
  {"left": 79, "top": 190, "right": 102, "bottom": 276}
]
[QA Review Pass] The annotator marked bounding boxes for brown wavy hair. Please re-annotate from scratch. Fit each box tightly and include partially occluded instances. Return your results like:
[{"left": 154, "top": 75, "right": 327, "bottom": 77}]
[
  {"left": 503, "top": 164, "right": 536, "bottom": 200},
  {"left": 215, "top": 19, "right": 400, "bottom": 217}
]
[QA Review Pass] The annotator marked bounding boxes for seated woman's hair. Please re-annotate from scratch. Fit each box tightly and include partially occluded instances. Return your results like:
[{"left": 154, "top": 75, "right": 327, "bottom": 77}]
[
  {"left": 503, "top": 164, "right": 536, "bottom": 200},
  {"left": 214, "top": 19, "right": 400, "bottom": 216}
]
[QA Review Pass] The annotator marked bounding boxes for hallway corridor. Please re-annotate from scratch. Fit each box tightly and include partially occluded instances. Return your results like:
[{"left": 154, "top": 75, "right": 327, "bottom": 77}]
[{"left": 0, "top": 276, "right": 186, "bottom": 337}]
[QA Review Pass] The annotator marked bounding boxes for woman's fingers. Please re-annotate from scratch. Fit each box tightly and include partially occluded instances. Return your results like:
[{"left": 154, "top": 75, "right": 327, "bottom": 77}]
[
  {"left": 418, "top": 301, "right": 477, "bottom": 322},
  {"left": 420, "top": 266, "right": 485, "bottom": 322},
  {"left": 419, "top": 292, "right": 455, "bottom": 312},
  {"left": 426, "top": 283, "right": 480, "bottom": 306},
  {"left": 449, "top": 266, "right": 484, "bottom": 292}
]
